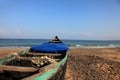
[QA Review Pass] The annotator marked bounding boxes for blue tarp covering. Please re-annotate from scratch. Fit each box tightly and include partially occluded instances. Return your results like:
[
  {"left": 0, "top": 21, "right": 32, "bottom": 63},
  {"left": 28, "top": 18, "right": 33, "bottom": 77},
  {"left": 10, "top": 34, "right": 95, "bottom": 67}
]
[{"left": 30, "top": 42, "right": 69, "bottom": 53}]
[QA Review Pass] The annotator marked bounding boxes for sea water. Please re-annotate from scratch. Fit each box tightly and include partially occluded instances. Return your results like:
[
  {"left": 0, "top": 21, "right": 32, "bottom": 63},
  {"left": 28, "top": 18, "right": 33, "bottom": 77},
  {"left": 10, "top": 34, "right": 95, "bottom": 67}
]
[{"left": 0, "top": 39, "right": 120, "bottom": 48}]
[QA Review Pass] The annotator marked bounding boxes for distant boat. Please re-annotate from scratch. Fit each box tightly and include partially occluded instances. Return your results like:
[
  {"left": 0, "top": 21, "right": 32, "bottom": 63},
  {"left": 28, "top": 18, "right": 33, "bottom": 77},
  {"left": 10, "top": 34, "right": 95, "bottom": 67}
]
[{"left": 0, "top": 36, "right": 69, "bottom": 80}]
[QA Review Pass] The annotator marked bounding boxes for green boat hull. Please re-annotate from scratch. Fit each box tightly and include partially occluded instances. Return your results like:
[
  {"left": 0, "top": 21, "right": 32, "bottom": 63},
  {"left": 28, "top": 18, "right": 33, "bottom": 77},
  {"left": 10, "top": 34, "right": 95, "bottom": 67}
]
[{"left": 0, "top": 49, "right": 68, "bottom": 80}]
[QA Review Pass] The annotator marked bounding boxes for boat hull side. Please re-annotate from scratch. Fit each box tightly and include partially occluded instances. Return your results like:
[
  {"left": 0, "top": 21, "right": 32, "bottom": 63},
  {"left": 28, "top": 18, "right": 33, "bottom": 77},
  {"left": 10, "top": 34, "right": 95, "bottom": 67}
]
[{"left": 25, "top": 54, "right": 68, "bottom": 80}]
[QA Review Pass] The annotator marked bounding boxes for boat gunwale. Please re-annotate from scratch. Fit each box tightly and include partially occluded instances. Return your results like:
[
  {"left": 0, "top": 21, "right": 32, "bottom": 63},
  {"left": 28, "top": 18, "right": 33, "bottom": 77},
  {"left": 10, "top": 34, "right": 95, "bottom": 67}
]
[{"left": 22, "top": 54, "right": 68, "bottom": 80}]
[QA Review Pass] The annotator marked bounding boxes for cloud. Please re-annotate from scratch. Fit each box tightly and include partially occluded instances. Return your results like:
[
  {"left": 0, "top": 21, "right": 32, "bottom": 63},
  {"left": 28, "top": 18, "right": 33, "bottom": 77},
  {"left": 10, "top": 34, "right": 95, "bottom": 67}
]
[
  {"left": 0, "top": 27, "right": 23, "bottom": 38},
  {"left": 80, "top": 32, "right": 92, "bottom": 37},
  {"left": 0, "top": 28, "right": 4, "bottom": 33},
  {"left": 16, "top": 28, "right": 22, "bottom": 35},
  {"left": 0, "top": 28, "right": 7, "bottom": 35},
  {"left": 0, "top": 27, "right": 9, "bottom": 38}
]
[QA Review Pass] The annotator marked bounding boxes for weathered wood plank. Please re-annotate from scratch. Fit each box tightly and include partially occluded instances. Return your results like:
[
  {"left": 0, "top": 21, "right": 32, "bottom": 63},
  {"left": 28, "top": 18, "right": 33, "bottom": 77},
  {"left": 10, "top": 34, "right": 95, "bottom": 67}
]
[
  {"left": 22, "top": 64, "right": 54, "bottom": 80},
  {"left": 0, "top": 65, "right": 37, "bottom": 72},
  {"left": 26, "top": 52, "right": 63, "bottom": 56}
]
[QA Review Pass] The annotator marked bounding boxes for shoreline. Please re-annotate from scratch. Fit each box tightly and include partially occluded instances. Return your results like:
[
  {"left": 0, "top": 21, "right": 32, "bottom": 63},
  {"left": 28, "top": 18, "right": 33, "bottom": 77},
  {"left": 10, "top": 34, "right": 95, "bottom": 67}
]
[
  {"left": 0, "top": 46, "right": 120, "bottom": 49},
  {"left": 0, "top": 46, "right": 30, "bottom": 49}
]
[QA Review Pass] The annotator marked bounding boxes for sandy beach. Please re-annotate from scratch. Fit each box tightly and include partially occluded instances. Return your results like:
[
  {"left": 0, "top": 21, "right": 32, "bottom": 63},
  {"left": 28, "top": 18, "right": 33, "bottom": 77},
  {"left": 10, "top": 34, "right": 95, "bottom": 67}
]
[
  {"left": 65, "top": 48, "right": 120, "bottom": 80},
  {"left": 0, "top": 47, "right": 120, "bottom": 80}
]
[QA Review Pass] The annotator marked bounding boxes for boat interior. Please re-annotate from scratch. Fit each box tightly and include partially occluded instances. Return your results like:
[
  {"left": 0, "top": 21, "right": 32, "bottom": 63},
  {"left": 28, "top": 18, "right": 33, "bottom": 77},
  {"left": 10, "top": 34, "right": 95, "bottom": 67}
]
[{"left": 0, "top": 51, "right": 66, "bottom": 80}]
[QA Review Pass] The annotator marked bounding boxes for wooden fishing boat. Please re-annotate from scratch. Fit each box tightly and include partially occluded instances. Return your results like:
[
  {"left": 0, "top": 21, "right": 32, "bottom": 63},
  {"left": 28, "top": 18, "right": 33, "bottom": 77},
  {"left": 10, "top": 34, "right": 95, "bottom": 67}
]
[{"left": 0, "top": 36, "right": 69, "bottom": 80}]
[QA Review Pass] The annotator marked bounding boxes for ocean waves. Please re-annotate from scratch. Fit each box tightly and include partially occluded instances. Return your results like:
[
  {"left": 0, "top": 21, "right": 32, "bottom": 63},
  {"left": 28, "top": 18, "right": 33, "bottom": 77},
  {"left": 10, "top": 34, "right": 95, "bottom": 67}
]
[
  {"left": 0, "top": 39, "right": 120, "bottom": 48},
  {"left": 67, "top": 44, "right": 120, "bottom": 48}
]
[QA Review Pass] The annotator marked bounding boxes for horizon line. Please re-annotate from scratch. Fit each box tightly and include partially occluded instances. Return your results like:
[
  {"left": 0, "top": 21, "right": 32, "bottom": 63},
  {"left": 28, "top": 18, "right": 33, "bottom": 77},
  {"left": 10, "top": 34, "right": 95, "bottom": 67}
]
[{"left": 0, "top": 38, "right": 120, "bottom": 41}]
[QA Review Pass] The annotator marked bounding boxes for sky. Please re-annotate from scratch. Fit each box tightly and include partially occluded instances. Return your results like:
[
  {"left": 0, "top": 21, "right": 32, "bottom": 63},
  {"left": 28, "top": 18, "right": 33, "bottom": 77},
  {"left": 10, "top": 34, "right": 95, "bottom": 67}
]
[{"left": 0, "top": 0, "right": 120, "bottom": 40}]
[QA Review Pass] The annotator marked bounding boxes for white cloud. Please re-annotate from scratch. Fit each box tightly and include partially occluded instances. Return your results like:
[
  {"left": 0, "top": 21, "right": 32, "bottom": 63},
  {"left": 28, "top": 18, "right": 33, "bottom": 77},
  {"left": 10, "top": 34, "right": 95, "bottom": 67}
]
[
  {"left": 16, "top": 28, "right": 21, "bottom": 35},
  {"left": 0, "top": 27, "right": 9, "bottom": 38},
  {"left": 0, "top": 27, "right": 23, "bottom": 38},
  {"left": 0, "top": 28, "right": 7, "bottom": 35},
  {"left": 80, "top": 32, "right": 92, "bottom": 37},
  {"left": 0, "top": 28, "right": 5, "bottom": 33}
]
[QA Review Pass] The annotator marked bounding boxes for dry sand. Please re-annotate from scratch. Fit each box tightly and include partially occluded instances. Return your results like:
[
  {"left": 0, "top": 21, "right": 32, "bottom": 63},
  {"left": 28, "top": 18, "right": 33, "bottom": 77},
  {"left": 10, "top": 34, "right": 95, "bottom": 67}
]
[
  {"left": 65, "top": 48, "right": 120, "bottom": 80},
  {"left": 0, "top": 48, "right": 27, "bottom": 59},
  {"left": 0, "top": 48, "right": 120, "bottom": 80}
]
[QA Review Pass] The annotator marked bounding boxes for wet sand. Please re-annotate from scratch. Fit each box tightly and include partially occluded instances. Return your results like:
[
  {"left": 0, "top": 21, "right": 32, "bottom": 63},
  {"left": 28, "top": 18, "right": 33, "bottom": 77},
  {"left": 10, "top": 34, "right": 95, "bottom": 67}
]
[{"left": 0, "top": 48, "right": 120, "bottom": 80}]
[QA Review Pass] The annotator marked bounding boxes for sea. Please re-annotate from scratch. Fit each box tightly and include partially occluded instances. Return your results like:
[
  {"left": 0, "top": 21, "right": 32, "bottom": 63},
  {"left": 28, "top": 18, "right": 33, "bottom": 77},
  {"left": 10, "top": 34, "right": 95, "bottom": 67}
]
[{"left": 0, "top": 39, "right": 120, "bottom": 48}]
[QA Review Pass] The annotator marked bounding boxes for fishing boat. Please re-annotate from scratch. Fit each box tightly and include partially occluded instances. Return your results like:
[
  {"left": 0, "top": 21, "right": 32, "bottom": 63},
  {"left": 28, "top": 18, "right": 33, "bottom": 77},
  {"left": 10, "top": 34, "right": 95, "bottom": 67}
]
[{"left": 0, "top": 36, "right": 69, "bottom": 80}]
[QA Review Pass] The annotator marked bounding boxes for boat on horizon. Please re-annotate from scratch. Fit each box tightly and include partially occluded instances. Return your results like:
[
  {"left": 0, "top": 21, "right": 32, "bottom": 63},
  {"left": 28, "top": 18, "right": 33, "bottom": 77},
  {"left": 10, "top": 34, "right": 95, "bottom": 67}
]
[{"left": 0, "top": 36, "right": 69, "bottom": 80}]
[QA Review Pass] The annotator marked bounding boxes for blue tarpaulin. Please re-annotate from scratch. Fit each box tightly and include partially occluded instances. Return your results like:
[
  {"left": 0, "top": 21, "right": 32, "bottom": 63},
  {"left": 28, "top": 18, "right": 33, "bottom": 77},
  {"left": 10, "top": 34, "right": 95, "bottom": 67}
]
[{"left": 30, "top": 42, "right": 69, "bottom": 53}]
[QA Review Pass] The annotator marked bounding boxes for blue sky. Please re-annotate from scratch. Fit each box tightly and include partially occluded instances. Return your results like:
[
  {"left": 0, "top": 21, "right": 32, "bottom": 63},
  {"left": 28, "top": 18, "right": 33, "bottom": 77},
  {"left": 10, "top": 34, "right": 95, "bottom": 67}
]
[{"left": 0, "top": 0, "right": 120, "bottom": 40}]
